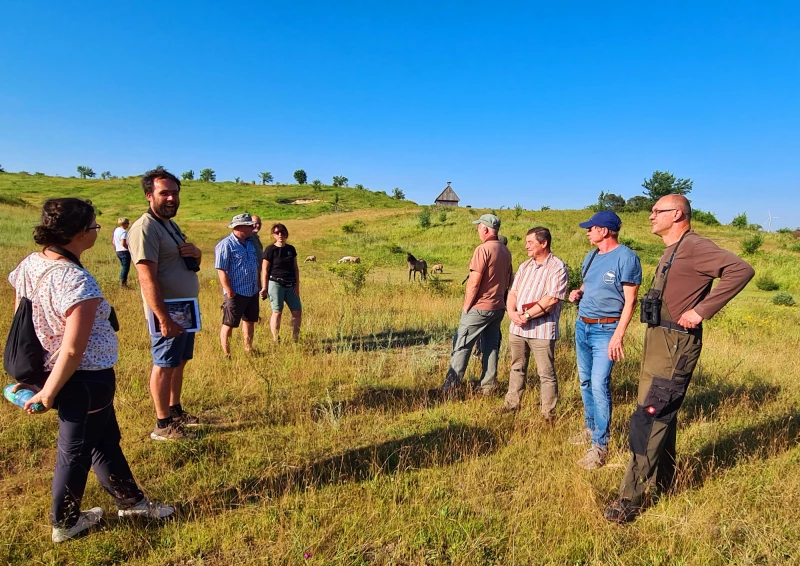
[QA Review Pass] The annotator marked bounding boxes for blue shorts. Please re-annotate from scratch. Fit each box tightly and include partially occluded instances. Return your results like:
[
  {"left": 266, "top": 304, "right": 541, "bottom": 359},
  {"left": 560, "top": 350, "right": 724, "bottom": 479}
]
[
  {"left": 150, "top": 332, "right": 196, "bottom": 368},
  {"left": 268, "top": 280, "right": 302, "bottom": 313}
]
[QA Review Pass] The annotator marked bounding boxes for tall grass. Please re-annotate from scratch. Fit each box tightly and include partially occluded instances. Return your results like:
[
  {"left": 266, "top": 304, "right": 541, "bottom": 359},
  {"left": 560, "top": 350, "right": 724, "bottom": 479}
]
[{"left": 1, "top": 178, "right": 800, "bottom": 564}]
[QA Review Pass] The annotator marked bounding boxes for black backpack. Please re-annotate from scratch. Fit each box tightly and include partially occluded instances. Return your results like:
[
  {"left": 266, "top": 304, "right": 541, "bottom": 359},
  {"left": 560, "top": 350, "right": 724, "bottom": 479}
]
[{"left": 4, "top": 263, "right": 69, "bottom": 387}]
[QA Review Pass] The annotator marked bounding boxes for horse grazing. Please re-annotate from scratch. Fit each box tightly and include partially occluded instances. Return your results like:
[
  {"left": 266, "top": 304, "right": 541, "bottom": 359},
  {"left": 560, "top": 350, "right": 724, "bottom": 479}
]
[
  {"left": 407, "top": 253, "right": 428, "bottom": 281},
  {"left": 431, "top": 263, "right": 444, "bottom": 274},
  {"left": 338, "top": 256, "right": 361, "bottom": 264}
]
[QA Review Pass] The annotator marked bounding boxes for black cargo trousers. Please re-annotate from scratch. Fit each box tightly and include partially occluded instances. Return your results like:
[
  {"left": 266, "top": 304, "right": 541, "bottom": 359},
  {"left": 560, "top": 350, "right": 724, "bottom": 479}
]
[{"left": 619, "top": 324, "right": 703, "bottom": 504}]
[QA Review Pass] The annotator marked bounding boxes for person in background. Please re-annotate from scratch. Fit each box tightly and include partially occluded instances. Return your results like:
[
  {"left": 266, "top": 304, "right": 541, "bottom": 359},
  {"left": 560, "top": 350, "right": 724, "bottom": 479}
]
[
  {"left": 498, "top": 227, "right": 568, "bottom": 420},
  {"left": 248, "top": 215, "right": 264, "bottom": 282},
  {"left": 127, "top": 168, "right": 203, "bottom": 441},
  {"left": 9, "top": 198, "right": 173, "bottom": 543},
  {"left": 568, "top": 210, "right": 641, "bottom": 470},
  {"left": 260, "top": 222, "right": 302, "bottom": 342},
  {"left": 112, "top": 217, "right": 131, "bottom": 287},
  {"left": 215, "top": 213, "right": 261, "bottom": 355},
  {"left": 604, "top": 194, "right": 754, "bottom": 523}
]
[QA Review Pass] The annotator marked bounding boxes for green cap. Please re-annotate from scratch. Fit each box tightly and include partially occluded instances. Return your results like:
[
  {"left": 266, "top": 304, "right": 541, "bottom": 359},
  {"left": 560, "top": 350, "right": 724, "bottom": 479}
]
[{"left": 472, "top": 213, "right": 501, "bottom": 230}]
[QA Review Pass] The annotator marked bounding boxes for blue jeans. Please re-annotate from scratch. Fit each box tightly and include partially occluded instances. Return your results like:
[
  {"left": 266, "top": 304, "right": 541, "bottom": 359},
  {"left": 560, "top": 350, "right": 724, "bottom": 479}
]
[
  {"left": 116, "top": 251, "right": 131, "bottom": 285},
  {"left": 575, "top": 318, "right": 617, "bottom": 449}
]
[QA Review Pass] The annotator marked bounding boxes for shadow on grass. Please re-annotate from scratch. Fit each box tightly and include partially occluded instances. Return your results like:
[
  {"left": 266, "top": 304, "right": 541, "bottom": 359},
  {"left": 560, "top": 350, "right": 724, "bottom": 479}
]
[
  {"left": 675, "top": 410, "right": 800, "bottom": 493},
  {"left": 190, "top": 424, "right": 502, "bottom": 511},
  {"left": 319, "top": 326, "right": 451, "bottom": 353},
  {"left": 310, "top": 386, "right": 445, "bottom": 421}
]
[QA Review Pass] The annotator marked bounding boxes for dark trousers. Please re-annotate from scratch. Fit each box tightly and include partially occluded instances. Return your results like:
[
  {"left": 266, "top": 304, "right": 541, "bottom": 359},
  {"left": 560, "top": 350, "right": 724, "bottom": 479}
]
[
  {"left": 619, "top": 326, "right": 703, "bottom": 504},
  {"left": 52, "top": 370, "right": 143, "bottom": 528},
  {"left": 116, "top": 251, "right": 131, "bottom": 285}
]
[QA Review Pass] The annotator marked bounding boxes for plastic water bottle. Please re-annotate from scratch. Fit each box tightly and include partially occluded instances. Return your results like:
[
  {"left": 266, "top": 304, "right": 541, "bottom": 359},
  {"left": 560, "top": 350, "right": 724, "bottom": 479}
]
[{"left": 3, "top": 384, "right": 44, "bottom": 412}]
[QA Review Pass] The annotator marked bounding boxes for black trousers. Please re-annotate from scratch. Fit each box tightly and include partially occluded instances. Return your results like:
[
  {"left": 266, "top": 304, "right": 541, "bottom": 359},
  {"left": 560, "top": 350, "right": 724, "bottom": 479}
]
[{"left": 52, "top": 369, "right": 143, "bottom": 528}]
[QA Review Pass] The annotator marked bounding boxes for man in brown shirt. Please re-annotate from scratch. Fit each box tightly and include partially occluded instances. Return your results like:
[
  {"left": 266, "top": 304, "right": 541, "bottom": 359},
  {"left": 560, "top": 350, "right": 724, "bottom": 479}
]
[
  {"left": 441, "top": 214, "right": 513, "bottom": 395},
  {"left": 605, "top": 194, "right": 754, "bottom": 523}
]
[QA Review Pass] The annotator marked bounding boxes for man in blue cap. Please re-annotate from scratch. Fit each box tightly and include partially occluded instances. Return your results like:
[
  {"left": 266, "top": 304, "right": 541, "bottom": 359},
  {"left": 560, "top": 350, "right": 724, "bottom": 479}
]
[{"left": 568, "top": 210, "right": 642, "bottom": 469}]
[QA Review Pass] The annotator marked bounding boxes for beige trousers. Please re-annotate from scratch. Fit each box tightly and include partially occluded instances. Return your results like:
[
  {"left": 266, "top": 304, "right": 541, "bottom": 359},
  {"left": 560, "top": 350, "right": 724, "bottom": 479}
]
[{"left": 505, "top": 333, "right": 557, "bottom": 415}]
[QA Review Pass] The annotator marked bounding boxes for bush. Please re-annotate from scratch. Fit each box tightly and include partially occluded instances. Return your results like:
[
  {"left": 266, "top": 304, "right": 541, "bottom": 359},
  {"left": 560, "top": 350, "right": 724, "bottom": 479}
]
[
  {"left": 693, "top": 209, "right": 720, "bottom": 225},
  {"left": 0, "top": 195, "right": 28, "bottom": 207},
  {"left": 756, "top": 275, "right": 779, "bottom": 291},
  {"left": 387, "top": 244, "right": 404, "bottom": 255},
  {"left": 341, "top": 220, "right": 364, "bottom": 234},
  {"left": 438, "top": 210, "right": 447, "bottom": 223},
  {"left": 772, "top": 292, "right": 796, "bottom": 307},
  {"left": 740, "top": 233, "right": 763, "bottom": 255},
  {"left": 327, "top": 263, "right": 371, "bottom": 294},
  {"left": 732, "top": 212, "right": 748, "bottom": 229},
  {"left": 565, "top": 263, "right": 583, "bottom": 293},
  {"left": 418, "top": 208, "right": 431, "bottom": 229},
  {"left": 509, "top": 234, "right": 521, "bottom": 242},
  {"left": 427, "top": 274, "right": 447, "bottom": 296},
  {"left": 789, "top": 242, "right": 800, "bottom": 252},
  {"left": 776, "top": 227, "right": 793, "bottom": 235}
]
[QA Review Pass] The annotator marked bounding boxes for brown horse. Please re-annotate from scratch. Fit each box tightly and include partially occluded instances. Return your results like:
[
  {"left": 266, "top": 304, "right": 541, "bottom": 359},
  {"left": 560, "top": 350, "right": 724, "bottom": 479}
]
[{"left": 407, "top": 252, "right": 427, "bottom": 281}]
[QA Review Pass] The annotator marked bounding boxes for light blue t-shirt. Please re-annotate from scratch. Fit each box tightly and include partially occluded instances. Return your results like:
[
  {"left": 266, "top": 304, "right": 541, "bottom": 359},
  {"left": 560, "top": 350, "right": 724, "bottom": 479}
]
[{"left": 578, "top": 244, "right": 642, "bottom": 319}]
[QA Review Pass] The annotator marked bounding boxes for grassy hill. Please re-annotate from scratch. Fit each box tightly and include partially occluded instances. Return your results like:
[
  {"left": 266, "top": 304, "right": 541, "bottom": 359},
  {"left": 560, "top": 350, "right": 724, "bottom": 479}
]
[
  {"left": 0, "top": 172, "right": 417, "bottom": 222},
  {"left": 1, "top": 175, "right": 800, "bottom": 564}
]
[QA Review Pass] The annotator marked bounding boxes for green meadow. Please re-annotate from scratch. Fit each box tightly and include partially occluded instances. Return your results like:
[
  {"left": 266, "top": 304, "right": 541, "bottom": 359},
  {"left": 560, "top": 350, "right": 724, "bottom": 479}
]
[{"left": 1, "top": 174, "right": 800, "bottom": 565}]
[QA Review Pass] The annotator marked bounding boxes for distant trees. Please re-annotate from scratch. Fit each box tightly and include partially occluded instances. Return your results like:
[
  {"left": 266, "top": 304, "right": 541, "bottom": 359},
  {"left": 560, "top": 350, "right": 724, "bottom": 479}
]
[
  {"left": 642, "top": 170, "right": 693, "bottom": 201},
  {"left": 332, "top": 175, "right": 348, "bottom": 187},
  {"left": 293, "top": 169, "right": 307, "bottom": 184},
  {"left": 100, "top": 171, "right": 111, "bottom": 180},
  {"left": 391, "top": 187, "right": 405, "bottom": 200},
  {"left": 199, "top": 168, "right": 216, "bottom": 182},
  {"left": 354, "top": 183, "right": 364, "bottom": 190},
  {"left": 625, "top": 196, "right": 651, "bottom": 212},
  {"left": 182, "top": 170, "right": 195, "bottom": 181},
  {"left": 514, "top": 203, "right": 523, "bottom": 219},
  {"left": 259, "top": 171, "right": 273, "bottom": 185},
  {"left": 596, "top": 191, "right": 626, "bottom": 212},
  {"left": 418, "top": 207, "right": 431, "bottom": 229},
  {"left": 76, "top": 166, "right": 96, "bottom": 179},
  {"left": 0, "top": 164, "right": 5, "bottom": 173},
  {"left": 732, "top": 212, "right": 748, "bottom": 229},
  {"left": 312, "top": 179, "right": 322, "bottom": 191}
]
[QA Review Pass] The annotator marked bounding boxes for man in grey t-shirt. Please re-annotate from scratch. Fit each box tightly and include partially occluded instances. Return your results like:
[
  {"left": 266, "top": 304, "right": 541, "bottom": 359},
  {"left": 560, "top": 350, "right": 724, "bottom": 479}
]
[{"left": 128, "top": 168, "right": 202, "bottom": 441}]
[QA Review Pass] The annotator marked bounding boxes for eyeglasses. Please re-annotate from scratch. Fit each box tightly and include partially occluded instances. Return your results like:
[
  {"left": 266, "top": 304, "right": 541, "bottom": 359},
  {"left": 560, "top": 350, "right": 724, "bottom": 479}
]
[
  {"left": 273, "top": 231, "right": 285, "bottom": 236},
  {"left": 651, "top": 209, "right": 677, "bottom": 215},
  {"left": 86, "top": 225, "right": 101, "bottom": 232}
]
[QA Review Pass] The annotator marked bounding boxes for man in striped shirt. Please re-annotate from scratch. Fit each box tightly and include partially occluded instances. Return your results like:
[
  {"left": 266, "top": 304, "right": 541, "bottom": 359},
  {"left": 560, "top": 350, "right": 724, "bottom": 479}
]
[
  {"left": 215, "top": 213, "right": 261, "bottom": 356},
  {"left": 498, "top": 227, "right": 568, "bottom": 420}
]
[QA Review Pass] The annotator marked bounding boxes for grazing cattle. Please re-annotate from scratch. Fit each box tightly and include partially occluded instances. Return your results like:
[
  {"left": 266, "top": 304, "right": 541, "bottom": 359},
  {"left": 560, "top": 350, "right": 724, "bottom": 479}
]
[
  {"left": 304, "top": 255, "right": 317, "bottom": 263},
  {"left": 431, "top": 263, "right": 444, "bottom": 274},
  {"left": 407, "top": 252, "right": 428, "bottom": 281},
  {"left": 338, "top": 256, "right": 361, "bottom": 264}
]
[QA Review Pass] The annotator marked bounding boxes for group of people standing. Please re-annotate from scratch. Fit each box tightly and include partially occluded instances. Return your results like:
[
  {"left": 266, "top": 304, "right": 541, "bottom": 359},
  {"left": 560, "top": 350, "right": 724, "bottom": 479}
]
[{"left": 439, "top": 195, "right": 754, "bottom": 523}]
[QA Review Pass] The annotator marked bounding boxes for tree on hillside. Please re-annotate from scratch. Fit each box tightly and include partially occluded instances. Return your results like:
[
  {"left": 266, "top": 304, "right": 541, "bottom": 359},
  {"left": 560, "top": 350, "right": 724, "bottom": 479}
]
[
  {"left": 100, "top": 171, "right": 111, "bottom": 180},
  {"left": 199, "top": 168, "right": 216, "bottom": 182},
  {"left": 514, "top": 203, "right": 523, "bottom": 219},
  {"left": 312, "top": 179, "right": 322, "bottom": 191},
  {"left": 0, "top": 164, "right": 5, "bottom": 173},
  {"left": 332, "top": 175, "right": 349, "bottom": 187},
  {"left": 391, "top": 187, "right": 405, "bottom": 200},
  {"left": 76, "top": 166, "right": 96, "bottom": 179},
  {"left": 642, "top": 170, "right": 693, "bottom": 201},
  {"left": 259, "top": 171, "right": 274, "bottom": 185},
  {"left": 293, "top": 169, "right": 307, "bottom": 184},
  {"left": 234, "top": 177, "right": 241, "bottom": 184},
  {"left": 182, "top": 170, "right": 195, "bottom": 181},
  {"left": 597, "top": 191, "right": 626, "bottom": 212},
  {"left": 354, "top": 183, "right": 364, "bottom": 190},
  {"left": 626, "top": 195, "right": 651, "bottom": 212}
]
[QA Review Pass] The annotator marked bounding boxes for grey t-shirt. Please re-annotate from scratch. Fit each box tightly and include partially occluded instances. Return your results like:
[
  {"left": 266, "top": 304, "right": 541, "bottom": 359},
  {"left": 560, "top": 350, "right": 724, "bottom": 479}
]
[{"left": 127, "top": 212, "right": 200, "bottom": 300}]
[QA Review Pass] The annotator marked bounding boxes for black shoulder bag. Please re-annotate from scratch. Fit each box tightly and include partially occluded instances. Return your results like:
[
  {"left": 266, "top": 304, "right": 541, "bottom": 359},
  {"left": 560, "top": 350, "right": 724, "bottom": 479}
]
[{"left": 145, "top": 209, "right": 200, "bottom": 272}]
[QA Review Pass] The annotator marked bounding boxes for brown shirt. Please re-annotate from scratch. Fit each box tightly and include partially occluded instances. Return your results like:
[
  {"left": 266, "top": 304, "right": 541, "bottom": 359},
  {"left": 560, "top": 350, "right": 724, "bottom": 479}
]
[
  {"left": 468, "top": 238, "right": 513, "bottom": 311},
  {"left": 658, "top": 231, "right": 754, "bottom": 320}
]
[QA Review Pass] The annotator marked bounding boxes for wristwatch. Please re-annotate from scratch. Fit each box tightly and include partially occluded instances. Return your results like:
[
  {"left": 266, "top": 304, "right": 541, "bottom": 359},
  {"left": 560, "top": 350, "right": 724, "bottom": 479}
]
[{"left": 522, "top": 311, "right": 531, "bottom": 320}]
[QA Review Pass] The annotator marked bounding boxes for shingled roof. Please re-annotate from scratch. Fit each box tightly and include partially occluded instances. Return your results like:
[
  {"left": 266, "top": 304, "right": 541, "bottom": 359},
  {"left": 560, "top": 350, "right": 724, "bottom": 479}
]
[{"left": 434, "top": 181, "right": 460, "bottom": 203}]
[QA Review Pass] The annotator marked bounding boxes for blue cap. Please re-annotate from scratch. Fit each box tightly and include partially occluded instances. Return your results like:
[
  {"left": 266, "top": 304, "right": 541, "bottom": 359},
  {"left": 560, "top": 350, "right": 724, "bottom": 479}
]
[{"left": 579, "top": 210, "right": 622, "bottom": 231}]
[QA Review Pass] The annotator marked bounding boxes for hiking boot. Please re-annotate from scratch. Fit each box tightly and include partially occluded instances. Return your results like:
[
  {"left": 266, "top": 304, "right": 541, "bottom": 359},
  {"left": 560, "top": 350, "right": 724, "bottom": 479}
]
[
  {"left": 495, "top": 404, "right": 519, "bottom": 415},
  {"left": 568, "top": 428, "right": 593, "bottom": 446},
  {"left": 604, "top": 498, "right": 642, "bottom": 524},
  {"left": 150, "top": 421, "right": 187, "bottom": 441},
  {"left": 577, "top": 445, "right": 608, "bottom": 470},
  {"left": 170, "top": 408, "right": 200, "bottom": 427},
  {"left": 51, "top": 507, "right": 103, "bottom": 543},
  {"left": 118, "top": 498, "right": 175, "bottom": 519}
]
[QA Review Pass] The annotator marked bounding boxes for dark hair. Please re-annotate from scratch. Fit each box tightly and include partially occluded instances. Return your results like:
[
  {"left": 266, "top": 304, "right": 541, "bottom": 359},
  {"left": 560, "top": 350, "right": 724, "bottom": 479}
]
[
  {"left": 33, "top": 198, "right": 96, "bottom": 246},
  {"left": 141, "top": 168, "right": 181, "bottom": 196},
  {"left": 526, "top": 226, "right": 552, "bottom": 247},
  {"left": 271, "top": 223, "right": 288, "bottom": 238}
]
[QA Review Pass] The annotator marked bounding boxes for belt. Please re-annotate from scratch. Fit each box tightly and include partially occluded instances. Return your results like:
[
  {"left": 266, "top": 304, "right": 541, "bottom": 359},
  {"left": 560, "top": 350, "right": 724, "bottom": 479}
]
[{"left": 580, "top": 316, "right": 620, "bottom": 324}]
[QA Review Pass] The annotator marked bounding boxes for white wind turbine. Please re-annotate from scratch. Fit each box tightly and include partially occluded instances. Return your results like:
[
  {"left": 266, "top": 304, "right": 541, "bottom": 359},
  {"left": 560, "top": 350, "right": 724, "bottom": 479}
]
[{"left": 766, "top": 211, "right": 778, "bottom": 232}]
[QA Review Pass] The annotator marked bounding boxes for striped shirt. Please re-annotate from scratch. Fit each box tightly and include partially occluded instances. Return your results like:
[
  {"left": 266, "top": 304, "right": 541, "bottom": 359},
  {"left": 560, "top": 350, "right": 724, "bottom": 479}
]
[
  {"left": 509, "top": 253, "right": 568, "bottom": 340},
  {"left": 214, "top": 233, "right": 260, "bottom": 297}
]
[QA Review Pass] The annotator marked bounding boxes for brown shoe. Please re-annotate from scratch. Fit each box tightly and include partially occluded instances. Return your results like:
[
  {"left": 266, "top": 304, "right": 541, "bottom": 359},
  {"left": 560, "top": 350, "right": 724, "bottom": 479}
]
[
  {"left": 495, "top": 404, "right": 519, "bottom": 415},
  {"left": 171, "top": 408, "right": 201, "bottom": 427},
  {"left": 577, "top": 446, "right": 608, "bottom": 470},
  {"left": 150, "top": 421, "right": 187, "bottom": 441},
  {"left": 542, "top": 412, "right": 557, "bottom": 425}
]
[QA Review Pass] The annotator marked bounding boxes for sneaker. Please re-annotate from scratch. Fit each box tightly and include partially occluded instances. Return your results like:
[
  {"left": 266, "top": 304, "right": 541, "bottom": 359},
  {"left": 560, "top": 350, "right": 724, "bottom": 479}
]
[
  {"left": 577, "top": 445, "right": 608, "bottom": 470},
  {"left": 171, "top": 409, "right": 200, "bottom": 427},
  {"left": 495, "top": 404, "right": 519, "bottom": 415},
  {"left": 150, "top": 421, "right": 187, "bottom": 441},
  {"left": 568, "top": 428, "right": 593, "bottom": 446},
  {"left": 51, "top": 507, "right": 103, "bottom": 543},
  {"left": 118, "top": 498, "right": 175, "bottom": 519},
  {"left": 603, "top": 498, "right": 641, "bottom": 524}
]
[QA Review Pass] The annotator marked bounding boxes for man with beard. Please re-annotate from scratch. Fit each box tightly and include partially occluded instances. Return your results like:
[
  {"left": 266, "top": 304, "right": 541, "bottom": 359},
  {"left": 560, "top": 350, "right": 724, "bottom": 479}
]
[{"left": 128, "top": 168, "right": 203, "bottom": 441}]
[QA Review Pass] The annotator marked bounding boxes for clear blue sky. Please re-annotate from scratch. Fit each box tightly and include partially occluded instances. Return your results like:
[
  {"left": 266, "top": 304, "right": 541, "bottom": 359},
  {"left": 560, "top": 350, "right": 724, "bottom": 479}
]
[{"left": 1, "top": 1, "right": 798, "bottom": 228}]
